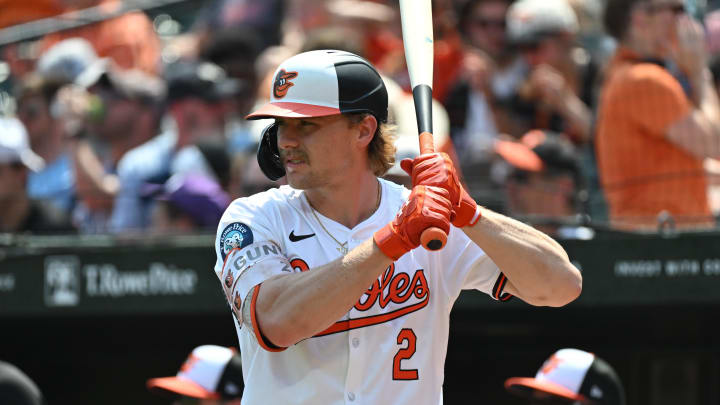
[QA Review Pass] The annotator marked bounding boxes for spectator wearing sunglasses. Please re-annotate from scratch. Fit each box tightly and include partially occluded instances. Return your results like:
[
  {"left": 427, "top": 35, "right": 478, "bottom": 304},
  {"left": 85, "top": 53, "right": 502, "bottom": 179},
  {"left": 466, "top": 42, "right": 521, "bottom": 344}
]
[
  {"left": 445, "top": 0, "right": 528, "bottom": 208},
  {"left": 506, "top": 0, "right": 596, "bottom": 145},
  {"left": 596, "top": 0, "right": 720, "bottom": 230}
]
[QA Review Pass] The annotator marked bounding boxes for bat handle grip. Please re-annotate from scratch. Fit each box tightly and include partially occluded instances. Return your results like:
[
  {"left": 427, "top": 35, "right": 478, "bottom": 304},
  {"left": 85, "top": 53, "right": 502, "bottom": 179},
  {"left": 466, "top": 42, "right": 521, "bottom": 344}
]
[
  {"left": 417, "top": 132, "right": 448, "bottom": 251},
  {"left": 419, "top": 132, "right": 435, "bottom": 155}
]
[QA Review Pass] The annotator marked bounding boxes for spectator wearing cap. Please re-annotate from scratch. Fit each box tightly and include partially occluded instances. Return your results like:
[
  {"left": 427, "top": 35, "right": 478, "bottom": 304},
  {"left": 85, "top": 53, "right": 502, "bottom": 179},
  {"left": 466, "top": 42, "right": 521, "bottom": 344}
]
[
  {"left": 0, "top": 360, "right": 46, "bottom": 405},
  {"left": 148, "top": 173, "right": 231, "bottom": 233},
  {"left": 65, "top": 58, "right": 165, "bottom": 233},
  {"left": 110, "top": 61, "right": 240, "bottom": 232},
  {"left": 596, "top": 0, "right": 720, "bottom": 230},
  {"left": 147, "top": 345, "right": 243, "bottom": 405},
  {"left": 505, "top": 348, "right": 626, "bottom": 405},
  {"left": 495, "top": 130, "right": 591, "bottom": 238},
  {"left": 0, "top": 117, "right": 75, "bottom": 234},
  {"left": 76, "top": 58, "right": 166, "bottom": 160},
  {"left": 506, "top": 0, "right": 596, "bottom": 144}
]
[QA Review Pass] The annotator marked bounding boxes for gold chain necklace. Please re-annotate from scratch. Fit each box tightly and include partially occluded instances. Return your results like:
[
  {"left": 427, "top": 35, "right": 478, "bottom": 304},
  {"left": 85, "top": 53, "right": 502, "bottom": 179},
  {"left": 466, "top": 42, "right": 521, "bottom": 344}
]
[{"left": 308, "top": 180, "right": 381, "bottom": 256}]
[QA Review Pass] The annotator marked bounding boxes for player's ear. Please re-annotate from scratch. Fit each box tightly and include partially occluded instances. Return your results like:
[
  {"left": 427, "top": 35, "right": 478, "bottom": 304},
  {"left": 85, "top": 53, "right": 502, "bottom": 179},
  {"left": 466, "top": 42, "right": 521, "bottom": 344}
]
[{"left": 355, "top": 114, "right": 377, "bottom": 149}]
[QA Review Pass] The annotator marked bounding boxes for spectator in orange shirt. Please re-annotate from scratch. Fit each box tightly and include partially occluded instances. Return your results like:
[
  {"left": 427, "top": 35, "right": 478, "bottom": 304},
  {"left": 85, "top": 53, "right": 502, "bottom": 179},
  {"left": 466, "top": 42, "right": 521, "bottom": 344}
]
[
  {"left": 0, "top": 0, "right": 62, "bottom": 29},
  {"left": 38, "top": 0, "right": 161, "bottom": 75},
  {"left": 596, "top": 0, "right": 720, "bottom": 230}
]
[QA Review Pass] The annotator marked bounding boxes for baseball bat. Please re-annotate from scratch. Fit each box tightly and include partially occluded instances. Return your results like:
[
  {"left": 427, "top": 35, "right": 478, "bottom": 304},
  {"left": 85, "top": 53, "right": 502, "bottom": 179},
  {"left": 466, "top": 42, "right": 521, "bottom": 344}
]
[{"left": 399, "top": 0, "right": 447, "bottom": 251}]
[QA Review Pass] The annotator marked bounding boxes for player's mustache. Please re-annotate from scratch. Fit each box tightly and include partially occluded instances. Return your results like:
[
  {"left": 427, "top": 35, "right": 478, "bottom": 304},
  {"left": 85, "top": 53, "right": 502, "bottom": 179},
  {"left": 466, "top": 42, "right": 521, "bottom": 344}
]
[{"left": 280, "top": 149, "right": 309, "bottom": 163}]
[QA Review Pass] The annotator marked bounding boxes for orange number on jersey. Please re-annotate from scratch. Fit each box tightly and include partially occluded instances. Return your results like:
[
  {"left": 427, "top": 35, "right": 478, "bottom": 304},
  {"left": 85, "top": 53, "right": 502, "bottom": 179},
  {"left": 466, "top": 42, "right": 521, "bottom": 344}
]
[
  {"left": 290, "top": 258, "right": 309, "bottom": 272},
  {"left": 393, "top": 328, "right": 418, "bottom": 380}
]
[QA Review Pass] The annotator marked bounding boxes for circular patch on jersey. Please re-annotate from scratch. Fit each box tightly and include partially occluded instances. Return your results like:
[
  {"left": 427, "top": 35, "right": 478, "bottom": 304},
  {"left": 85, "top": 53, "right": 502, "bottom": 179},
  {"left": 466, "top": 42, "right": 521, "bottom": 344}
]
[{"left": 219, "top": 222, "right": 254, "bottom": 261}]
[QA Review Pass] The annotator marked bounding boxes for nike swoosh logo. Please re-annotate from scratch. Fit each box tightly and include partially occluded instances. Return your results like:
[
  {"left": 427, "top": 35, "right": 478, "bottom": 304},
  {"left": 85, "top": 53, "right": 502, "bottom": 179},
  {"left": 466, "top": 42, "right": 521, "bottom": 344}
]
[{"left": 289, "top": 230, "right": 315, "bottom": 242}]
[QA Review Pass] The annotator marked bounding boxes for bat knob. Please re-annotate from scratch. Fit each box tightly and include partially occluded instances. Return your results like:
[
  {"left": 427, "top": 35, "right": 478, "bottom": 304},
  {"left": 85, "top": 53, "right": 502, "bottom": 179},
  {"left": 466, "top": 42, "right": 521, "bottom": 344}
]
[{"left": 420, "top": 227, "right": 447, "bottom": 251}]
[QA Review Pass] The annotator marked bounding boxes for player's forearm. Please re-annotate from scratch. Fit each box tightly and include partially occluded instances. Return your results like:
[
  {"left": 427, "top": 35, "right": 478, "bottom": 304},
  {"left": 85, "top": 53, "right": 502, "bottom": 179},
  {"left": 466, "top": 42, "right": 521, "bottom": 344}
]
[
  {"left": 255, "top": 239, "right": 392, "bottom": 347},
  {"left": 461, "top": 209, "right": 582, "bottom": 307}
]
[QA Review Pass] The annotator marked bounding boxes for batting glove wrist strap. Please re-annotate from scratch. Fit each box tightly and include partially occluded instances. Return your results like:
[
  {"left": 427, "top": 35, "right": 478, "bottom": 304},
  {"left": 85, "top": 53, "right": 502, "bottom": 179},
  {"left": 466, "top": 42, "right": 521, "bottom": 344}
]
[
  {"left": 453, "top": 188, "right": 480, "bottom": 227},
  {"left": 374, "top": 224, "right": 413, "bottom": 261}
]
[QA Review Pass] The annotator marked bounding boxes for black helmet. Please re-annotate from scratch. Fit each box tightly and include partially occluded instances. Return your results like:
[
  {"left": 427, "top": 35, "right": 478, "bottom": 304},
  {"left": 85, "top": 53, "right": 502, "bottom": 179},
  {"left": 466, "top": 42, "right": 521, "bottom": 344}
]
[{"left": 248, "top": 50, "right": 388, "bottom": 180}]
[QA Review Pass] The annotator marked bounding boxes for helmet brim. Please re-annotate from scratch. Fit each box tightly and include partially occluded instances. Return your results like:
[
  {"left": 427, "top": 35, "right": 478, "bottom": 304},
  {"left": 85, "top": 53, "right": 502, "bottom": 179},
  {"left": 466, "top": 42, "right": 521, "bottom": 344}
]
[{"left": 246, "top": 101, "right": 341, "bottom": 120}]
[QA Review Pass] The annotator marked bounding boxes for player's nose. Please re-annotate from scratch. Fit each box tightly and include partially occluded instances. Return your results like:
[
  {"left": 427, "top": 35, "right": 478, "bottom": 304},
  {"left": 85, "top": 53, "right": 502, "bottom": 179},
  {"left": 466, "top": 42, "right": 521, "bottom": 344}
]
[{"left": 277, "top": 125, "right": 301, "bottom": 149}]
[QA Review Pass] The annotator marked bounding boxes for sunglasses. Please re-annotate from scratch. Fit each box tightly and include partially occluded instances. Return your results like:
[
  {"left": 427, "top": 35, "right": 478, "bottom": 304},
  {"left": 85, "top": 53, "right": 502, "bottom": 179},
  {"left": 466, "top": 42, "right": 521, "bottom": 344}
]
[
  {"left": 645, "top": 3, "right": 686, "bottom": 15},
  {"left": 471, "top": 17, "right": 506, "bottom": 30}
]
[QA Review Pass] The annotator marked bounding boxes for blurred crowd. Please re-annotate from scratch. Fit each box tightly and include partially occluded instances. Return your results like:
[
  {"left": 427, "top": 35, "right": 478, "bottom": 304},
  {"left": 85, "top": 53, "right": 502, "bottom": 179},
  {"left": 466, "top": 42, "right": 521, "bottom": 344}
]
[{"left": 2, "top": 0, "right": 720, "bottom": 237}]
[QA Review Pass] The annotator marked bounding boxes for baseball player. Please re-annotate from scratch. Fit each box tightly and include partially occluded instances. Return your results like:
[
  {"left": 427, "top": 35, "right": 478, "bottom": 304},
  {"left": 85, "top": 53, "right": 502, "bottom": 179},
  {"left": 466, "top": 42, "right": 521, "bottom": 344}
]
[{"left": 213, "top": 50, "right": 582, "bottom": 404}]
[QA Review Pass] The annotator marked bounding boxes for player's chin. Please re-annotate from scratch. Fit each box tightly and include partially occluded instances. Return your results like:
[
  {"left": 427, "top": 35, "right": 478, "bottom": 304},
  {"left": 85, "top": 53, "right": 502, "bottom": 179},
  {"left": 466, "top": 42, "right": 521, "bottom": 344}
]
[{"left": 285, "top": 173, "right": 314, "bottom": 190}]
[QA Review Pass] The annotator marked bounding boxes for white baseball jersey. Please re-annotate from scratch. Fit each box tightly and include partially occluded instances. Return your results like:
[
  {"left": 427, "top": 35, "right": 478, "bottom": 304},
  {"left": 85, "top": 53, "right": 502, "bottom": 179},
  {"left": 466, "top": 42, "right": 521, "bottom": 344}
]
[{"left": 213, "top": 178, "right": 512, "bottom": 404}]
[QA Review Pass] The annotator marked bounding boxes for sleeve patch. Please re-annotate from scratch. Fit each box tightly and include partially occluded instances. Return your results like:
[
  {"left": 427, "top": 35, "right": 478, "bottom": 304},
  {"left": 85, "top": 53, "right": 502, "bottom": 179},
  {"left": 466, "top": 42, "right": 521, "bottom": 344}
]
[
  {"left": 220, "top": 241, "right": 292, "bottom": 328},
  {"left": 219, "top": 222, "right": 254, "bottom": 261}
]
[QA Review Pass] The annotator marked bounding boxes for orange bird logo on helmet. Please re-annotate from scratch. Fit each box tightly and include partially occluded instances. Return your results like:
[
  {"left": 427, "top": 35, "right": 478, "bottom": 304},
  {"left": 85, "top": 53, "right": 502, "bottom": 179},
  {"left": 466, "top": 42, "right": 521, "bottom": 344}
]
[{"left": 273, "top": 69, "right": 298, "bottom": 99}]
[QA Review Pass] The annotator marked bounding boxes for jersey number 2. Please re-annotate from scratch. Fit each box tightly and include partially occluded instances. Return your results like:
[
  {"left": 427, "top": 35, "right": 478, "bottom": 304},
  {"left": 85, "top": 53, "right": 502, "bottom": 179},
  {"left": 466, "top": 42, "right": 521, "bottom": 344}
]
[{"left": 393, "top": 328, "right": 418, "bottom": 380}]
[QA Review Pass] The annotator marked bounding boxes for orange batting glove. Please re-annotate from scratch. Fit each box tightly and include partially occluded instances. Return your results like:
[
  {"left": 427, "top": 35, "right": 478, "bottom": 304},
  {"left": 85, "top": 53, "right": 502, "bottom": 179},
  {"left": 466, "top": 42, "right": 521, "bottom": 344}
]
[
  {"left": 374, "top": 185, "right": 453, "bottom": 261},
  {"left": 401, "top": 153, "right": 481, "bottom": 227}
]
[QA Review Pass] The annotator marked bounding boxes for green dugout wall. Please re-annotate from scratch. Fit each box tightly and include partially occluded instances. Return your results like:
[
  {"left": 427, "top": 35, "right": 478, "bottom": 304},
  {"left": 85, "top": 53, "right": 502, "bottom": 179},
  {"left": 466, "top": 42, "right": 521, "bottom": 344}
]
[{"left": 1, "top": 232, "right": 719, "bottom": 404}]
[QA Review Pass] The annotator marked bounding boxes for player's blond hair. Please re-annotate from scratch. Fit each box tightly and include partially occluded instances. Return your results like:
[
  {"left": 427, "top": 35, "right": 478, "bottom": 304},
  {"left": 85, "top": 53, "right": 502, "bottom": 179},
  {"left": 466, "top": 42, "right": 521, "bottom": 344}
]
[{"left": 347, "top": 113, "right": 397, "bottom": 177}]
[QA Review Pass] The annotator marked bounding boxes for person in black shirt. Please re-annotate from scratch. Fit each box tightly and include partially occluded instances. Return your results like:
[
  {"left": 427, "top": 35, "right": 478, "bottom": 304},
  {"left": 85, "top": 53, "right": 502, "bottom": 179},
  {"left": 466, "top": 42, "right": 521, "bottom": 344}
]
[{"left": 0, "top": 117, "right": 76, "bottom": 234}]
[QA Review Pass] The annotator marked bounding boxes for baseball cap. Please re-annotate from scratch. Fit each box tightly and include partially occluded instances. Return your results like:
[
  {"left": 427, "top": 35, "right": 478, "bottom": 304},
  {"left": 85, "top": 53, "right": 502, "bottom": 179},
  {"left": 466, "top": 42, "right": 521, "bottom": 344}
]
[
  {"left": 246, "top": 49, "right": 388, "bottom": 123},
  {"left": 147, "top": 345, "right": 244, "bottom": 400},
  {"left": 495, "top": 130, "right": 579, "bottom": 176},
  {"left": 505, "top": 348, "right": 625, "bottom": 405},
  {"left": 0, "top": 117, "right": 45, "bottom": 172},
  {"left": 147, "top": 174, "right": 231, "bottom": 229},
  {"left": 506, "top": 0, "right": 579, "bottom": 45},
  {"left": 36, "top": 38, "right": 98, "bottom": 85},
  {"left": 76, "top": 59, "right": 166, "bottom": 104},
  {"left": 165, "top": 61, "right": 242, "bottom": 104},
  {"left": 0, "top": 361, "right": 45, "bottom": 405}
]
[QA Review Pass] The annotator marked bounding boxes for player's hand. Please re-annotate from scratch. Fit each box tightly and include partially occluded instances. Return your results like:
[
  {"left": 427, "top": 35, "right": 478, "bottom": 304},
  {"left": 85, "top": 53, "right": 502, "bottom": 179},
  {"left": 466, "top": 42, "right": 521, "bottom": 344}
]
[
  {"left": 400, "top": 153, "right": 480, "bottom": 227},
  {"left": 374, "top": 185, "right": 452, "bottom": 261}
]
